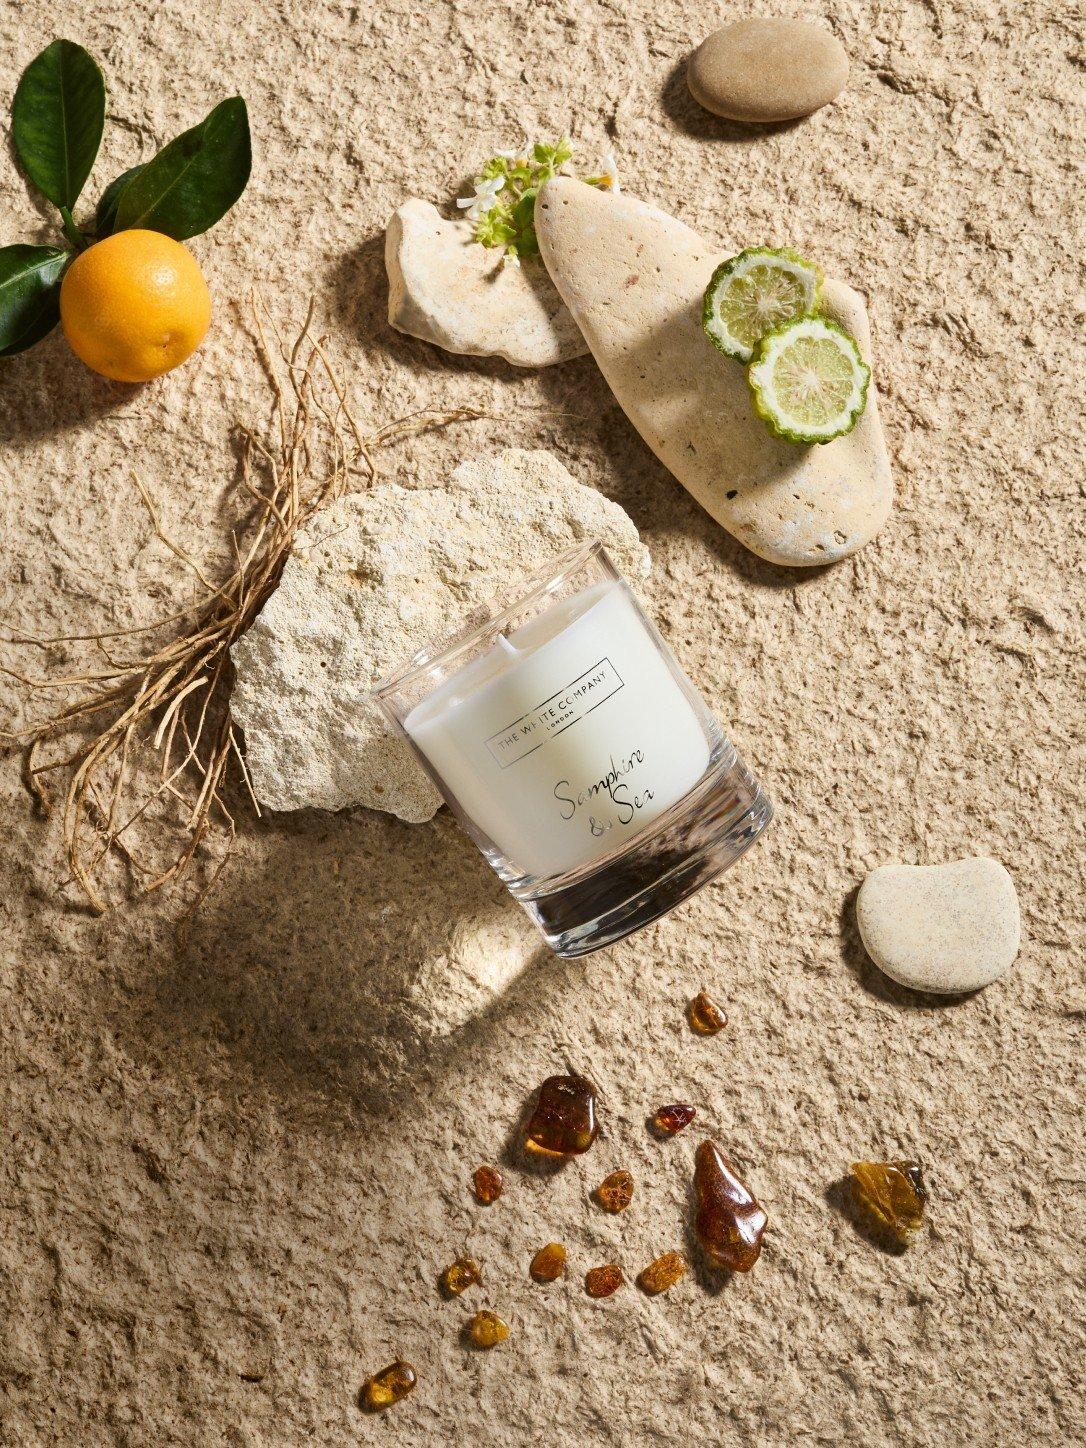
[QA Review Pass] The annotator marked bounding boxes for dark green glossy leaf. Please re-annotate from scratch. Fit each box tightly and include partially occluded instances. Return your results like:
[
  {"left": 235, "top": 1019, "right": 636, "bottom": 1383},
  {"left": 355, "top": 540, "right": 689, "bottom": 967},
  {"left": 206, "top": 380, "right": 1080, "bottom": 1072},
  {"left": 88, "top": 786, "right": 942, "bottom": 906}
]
[
  {"left": 11, "top": 39, "right": 105, "bottom": 210},
  {"left": 115, "top": 97, "right": 251, "bottom": 240},
  {"left": 0, "top": 245, "right": 68, "bottom": 356},
  {"left": 94, "top": 164, "right": 145, "bottom": 238}
]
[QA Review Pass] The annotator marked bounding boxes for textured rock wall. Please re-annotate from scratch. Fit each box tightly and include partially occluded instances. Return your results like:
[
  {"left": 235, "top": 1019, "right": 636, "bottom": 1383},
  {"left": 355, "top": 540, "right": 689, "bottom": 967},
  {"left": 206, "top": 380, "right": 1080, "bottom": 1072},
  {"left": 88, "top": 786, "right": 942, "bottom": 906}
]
[{"left": 0, "top": 1, "right": 1083, "bottom": 1445}]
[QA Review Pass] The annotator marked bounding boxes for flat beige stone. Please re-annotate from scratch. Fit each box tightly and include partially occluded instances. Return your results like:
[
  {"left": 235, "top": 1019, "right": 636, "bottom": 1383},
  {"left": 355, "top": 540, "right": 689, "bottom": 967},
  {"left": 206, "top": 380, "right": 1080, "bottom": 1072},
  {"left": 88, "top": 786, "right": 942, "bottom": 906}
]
[
  {"left": 536, "top": 178, "right": 892, "bottom": 567},
  {"left": 688, "top": 19, "right": 849, "bottom": 123},
  {"left": 385, "top": 198, "right": 588, "bottom": 367},
  {"left": 857, "top": 858, "right": 1021, "bottom": 993}
]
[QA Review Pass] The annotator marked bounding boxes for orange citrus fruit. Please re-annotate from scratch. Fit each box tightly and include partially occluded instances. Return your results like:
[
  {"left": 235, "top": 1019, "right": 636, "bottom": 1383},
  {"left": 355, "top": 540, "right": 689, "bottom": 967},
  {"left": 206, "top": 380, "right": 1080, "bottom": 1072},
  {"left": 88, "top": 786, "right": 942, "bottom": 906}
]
[{"left": 60, "top": 229, "right": 212, "bottom": 383}]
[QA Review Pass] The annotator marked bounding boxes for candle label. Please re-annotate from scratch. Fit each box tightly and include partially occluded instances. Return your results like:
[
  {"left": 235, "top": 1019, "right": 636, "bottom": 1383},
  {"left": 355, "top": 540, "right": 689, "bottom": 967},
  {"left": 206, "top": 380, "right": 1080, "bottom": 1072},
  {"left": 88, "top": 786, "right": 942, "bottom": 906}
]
[{"left": 485, "top": 658, "right": 624, "bottom": 768}]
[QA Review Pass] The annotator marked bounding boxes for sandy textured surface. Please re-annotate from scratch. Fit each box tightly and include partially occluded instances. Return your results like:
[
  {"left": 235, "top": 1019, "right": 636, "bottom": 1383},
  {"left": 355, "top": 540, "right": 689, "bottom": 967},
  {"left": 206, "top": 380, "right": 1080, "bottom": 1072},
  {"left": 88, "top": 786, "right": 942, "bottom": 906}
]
[{"left": 1, "top": 2, "right": 1084, "bottom": 1444}]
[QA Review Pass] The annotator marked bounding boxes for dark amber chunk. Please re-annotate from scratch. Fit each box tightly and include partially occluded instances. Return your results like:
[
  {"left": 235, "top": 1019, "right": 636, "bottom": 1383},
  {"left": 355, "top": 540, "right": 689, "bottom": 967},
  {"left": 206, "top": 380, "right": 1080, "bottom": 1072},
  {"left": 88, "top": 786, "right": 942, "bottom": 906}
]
[
  {"left": 439, "top": 1256, "right": 481, "bottom": 1296},
  {"left": 360, "top": 1360, "right": 417, "bottom": 1412},
  {"left": 467, "top": 1309, "right": 509, "bottom": 1348},
  {"left": 529, "top": 1243, "right": 566, "bottom": 1283},
  {"left": 472, "top": 1165, "right": 503, "bottom": 1204},
  {"left": 653, "top": 1103, "right": 696, "bottom": 1135},
  {"left": 693, "top": 1140, "right": 767, "bottom": 1272},
  {"left": 850, "top": 1160, "right": 927, "bottom": 1240},
  {"left": 584, "top": 1264, "right": 624, "bottom": 1298},
  {"left": 594, "top": 1169, "right": 634, "bottom": 1213},
  {"left": 525, "top": 1074, "right": 598, "bottom": 1155},
  {"left": 688, "top": 991, "right": 727, "bottom": 1035},
  {"left": 637, "top": 1251, "right": 687, "bottom": 1296}
]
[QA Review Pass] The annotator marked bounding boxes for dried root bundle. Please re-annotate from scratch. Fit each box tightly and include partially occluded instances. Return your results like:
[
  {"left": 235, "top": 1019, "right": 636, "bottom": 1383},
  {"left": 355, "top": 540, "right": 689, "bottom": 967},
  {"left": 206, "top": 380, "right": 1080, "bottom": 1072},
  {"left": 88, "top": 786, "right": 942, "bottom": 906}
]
[{"left": 2, "top": 295, "right": 486, "bottom": 917}]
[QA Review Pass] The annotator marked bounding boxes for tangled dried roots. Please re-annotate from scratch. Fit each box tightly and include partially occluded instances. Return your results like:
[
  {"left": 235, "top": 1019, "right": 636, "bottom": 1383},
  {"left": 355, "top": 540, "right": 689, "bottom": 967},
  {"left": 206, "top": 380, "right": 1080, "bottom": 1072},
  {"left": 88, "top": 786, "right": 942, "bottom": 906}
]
[{"left": 1, "top": 294, "right": 488, "bottom": 923}]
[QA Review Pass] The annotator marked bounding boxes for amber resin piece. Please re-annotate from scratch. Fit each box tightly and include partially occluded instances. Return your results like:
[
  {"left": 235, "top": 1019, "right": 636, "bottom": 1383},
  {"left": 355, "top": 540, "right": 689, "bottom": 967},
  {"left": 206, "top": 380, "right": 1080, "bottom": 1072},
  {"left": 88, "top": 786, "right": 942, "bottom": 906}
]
[
  {"left": 653, "top": 1103, "right": 697, "bottom": 1136},
  {"left": 360, "top": 1360, "right": 417, "bottom": 1412},
  {"left": 525, "top": 1074, "right": 598, "bottom": 1155},
  {"left": 688, "top": 991, "right": 727, "bottom": 1035},
  {"left": 637, "top": 1251, "right": 687, "bottom": 1296},
  {"left": 439, "top": 1256, "right": 481, "bottom": 1296},
  {"left": 594, "top": 1169, "right": 634, "bottom": 1213},
  {"left": 584, "top": 1264, "right": 624, "bottom": 1298},
  {"left": 693, "top": 1140, "right": 767, "bottom": 1272},
  {"left": 472, "top": 1165, "right": 503, "bottom": 1204},
  {"left": 529, "top": 1243, "right": 566, "bottom": 1283},
  {"left": 467, "top": 1309, "right": 509, "bottom": 1348},
  {"left": 850, "top": 1160, "right": 927, "bottom": 1240}
]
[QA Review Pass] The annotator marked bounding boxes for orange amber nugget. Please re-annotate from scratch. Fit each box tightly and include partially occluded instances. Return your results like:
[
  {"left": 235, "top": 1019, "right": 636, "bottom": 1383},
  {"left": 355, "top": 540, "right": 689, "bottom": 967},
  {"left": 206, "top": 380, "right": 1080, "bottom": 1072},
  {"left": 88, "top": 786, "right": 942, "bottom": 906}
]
[
  {"left": 530, "top": 1243, "right": 566, "bottom": 1283},
  {"left": 850, "top": 1160, "right": 927, "bottom": 1240},
  {"left": 688, "top": 991, "right": 727, "bottom": 1035},
  {"left": 693, "top": 1140, "right": 767, "bottom": 1272},
  {"left": 637, "top": 1252, "right": 687, "bottom": 1296},
  {"left": 584, "top": 1264, "right": 624, "bottom": 1298},
  {"left": 594, "top": 1169, "right": 634, "bottom": 1213},
  {"left": 439, "top": 1256, "right": 481, "bottom": 1296},
  {"left": 525, "top": 1074, "right": 598, "bottom": 1155},
  {"left": 472, "top": 1165, "right": 503, "bottom": 1204},
  {"left": 360, "top": 1360, "right": 417, "bottom": 1412},
  {"left": 653, "top": 1103, "right": 696, "bottom": 1135},
  {"left": 467, "top": 1309, "right": 509, "bottom": 1348}
]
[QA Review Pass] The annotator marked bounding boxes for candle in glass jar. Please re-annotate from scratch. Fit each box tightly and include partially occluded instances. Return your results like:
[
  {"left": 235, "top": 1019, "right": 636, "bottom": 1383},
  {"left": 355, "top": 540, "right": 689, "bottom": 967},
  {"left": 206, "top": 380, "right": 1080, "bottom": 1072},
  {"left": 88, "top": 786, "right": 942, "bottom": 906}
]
[
  {"left": 403, "top": 578, "right": 710, "bottom": 879},
  {"left": 378, "top": 542, "right": 772, "bottom": 958}
]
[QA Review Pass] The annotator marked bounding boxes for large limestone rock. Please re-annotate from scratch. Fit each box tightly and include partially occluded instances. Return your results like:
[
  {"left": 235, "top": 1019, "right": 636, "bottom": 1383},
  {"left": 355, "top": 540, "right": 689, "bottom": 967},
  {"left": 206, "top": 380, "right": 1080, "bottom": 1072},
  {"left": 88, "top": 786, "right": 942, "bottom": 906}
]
[
  {"left": 536, "top": 178, "right": 893, "bottom": 567},
  {"left": 229, "top": 448, "right": 650, "bottom": 822},
  {"left": 386, "top": 198, "right": 588, "bottom": 367}
]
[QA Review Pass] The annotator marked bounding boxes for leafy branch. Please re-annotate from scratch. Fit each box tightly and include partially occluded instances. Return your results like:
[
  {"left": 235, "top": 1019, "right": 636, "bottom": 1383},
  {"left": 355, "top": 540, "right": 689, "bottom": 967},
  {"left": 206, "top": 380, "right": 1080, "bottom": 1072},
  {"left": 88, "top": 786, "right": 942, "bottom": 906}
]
[{"left": 1, "top": 38, "right": 251, "bottom": 356}]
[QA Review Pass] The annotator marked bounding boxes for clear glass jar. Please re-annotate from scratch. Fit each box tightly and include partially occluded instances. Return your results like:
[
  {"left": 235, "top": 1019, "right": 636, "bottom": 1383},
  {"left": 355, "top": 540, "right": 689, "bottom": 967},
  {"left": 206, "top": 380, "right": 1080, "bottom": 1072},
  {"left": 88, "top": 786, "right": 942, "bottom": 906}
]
[{"left": 376, "top": 541, "right": 772, "bottom": 957}]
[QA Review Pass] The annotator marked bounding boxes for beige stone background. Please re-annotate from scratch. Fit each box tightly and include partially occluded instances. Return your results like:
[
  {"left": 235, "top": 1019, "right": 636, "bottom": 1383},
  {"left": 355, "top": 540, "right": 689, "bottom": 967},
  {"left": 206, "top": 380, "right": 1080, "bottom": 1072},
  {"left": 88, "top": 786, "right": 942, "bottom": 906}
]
[{"left": 1, "top": 0, "right": 1084, "bottom": 1443}]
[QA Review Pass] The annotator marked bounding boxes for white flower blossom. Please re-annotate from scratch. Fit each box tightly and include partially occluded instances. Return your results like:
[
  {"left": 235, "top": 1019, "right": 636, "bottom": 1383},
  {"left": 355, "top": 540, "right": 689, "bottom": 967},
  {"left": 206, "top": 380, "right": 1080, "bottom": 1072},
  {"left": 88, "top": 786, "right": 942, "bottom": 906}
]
[
  {"left": 456, "top": 174, "right": 505, "bottom": 222},
  {"left": 598, "top": 150, "right": 620, "bottom": 192}
]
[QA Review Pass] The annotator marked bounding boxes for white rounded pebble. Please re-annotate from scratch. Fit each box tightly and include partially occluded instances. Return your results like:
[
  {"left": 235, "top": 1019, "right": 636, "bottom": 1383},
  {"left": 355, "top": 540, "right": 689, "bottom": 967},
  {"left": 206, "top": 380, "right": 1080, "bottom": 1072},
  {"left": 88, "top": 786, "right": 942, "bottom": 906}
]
[{"left": 856, "top": 857, "right": 1020, "bottom": 994}]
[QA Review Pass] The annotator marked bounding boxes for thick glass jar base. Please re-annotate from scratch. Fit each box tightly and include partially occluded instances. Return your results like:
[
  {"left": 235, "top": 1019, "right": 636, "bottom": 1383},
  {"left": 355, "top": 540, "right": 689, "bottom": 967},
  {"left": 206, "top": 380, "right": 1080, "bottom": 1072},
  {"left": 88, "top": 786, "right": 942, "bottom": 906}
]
[{"left": 514, "top": 750, "right": 773, "bottom": 958}]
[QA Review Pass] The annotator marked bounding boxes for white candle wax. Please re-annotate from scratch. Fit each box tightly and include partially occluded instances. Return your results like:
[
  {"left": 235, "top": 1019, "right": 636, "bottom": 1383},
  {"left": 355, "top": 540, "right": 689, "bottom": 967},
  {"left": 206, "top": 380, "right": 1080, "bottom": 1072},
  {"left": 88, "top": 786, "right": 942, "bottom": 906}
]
[{"left": 404, "top": 580, "right": 712, "bottom": 879}]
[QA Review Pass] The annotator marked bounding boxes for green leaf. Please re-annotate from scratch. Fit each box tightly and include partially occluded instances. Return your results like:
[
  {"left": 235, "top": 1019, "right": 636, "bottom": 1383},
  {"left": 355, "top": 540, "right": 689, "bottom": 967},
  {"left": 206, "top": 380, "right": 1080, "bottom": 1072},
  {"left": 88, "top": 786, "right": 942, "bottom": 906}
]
[
  {"left": 11, "top": 39, "right": 105, "bottom": 210},
  {"left": 114, "top": 97, "right": 251, "bottom": 240},
  {"left": 94, "top": 164, "right": 145, "bottom": 238},
  {"left": 0, "top": 245, "right": 68, "bottom": 356}
]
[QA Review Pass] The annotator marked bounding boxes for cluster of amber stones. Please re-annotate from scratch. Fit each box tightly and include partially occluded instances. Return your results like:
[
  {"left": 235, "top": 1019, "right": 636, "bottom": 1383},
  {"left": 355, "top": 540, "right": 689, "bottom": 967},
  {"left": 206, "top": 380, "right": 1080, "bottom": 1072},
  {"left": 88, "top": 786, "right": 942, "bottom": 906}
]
[
  {"left": 594, "top": 1170, "right": 634, "bottom": 1213},
  {"left": 688, "top": 990, "right": 728, "bottom": 1035},
  {"left": 636, "top": 1251, "right": 687, "bottom": 1296},
  {"left": 467, "top": 1309, "right": 509, "bottom": 1348},
  {"left": 472, "top": 1165, "right": 503, "bottom": 1204},
  {"left": 652, "top": 1103, "right": 696, "bottom": 1136},
  {"left": 439, "top": 1256, "right": 481, "bottom": 1297},
  {"left": 584, "top": 1264, "right": 624, "bottom": 1298},
  {"left": 529, "top": 1243, "right": 566, "bottom": 1283},
  {"left": 360, "top": 1361, "right": 417, "bottom": 1413},
  {"left": 850, "top": 1160, "right": 927, "bottom": 1241}
]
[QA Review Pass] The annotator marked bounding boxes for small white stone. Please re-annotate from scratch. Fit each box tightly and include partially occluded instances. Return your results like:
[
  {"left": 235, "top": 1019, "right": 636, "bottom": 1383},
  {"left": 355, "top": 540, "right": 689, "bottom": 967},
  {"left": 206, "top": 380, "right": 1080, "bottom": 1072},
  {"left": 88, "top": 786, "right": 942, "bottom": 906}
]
[
  {"left": 856, "top": 858, "right": 1021, "bottom": 994},
  {"left": 229, "top": 448, "right": 650, "bottom": 822},
  {"left": 385, "top": 198, "right": 588, "bottom": 368}
]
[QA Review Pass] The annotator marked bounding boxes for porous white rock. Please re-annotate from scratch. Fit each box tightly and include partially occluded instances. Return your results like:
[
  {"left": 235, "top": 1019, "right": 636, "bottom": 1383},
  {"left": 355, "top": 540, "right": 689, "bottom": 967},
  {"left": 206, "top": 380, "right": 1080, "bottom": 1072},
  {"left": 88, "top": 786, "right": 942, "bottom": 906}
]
[
  {"left": 385, "top": 198, "right": 588, "bottom": 367},
  {"left": 535, "top": 177, "right": 893, "bottom": 567},
  {"left": 856, "top": 857, "right": 1021, "bottom": 994},
  {"left": 229, "top": 448, "right": 650, "bottom": 822}
]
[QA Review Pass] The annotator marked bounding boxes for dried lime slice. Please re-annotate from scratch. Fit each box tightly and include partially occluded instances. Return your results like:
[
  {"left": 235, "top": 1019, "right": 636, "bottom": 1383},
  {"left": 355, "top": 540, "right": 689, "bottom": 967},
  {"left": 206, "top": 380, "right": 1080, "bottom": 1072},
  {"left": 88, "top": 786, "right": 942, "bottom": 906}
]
[
  {"left": 702, "top": 246, "right": 822, "bottom": 363},
  {"left": 747, "top": 316, "right": 870, "bottom": 445}
]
